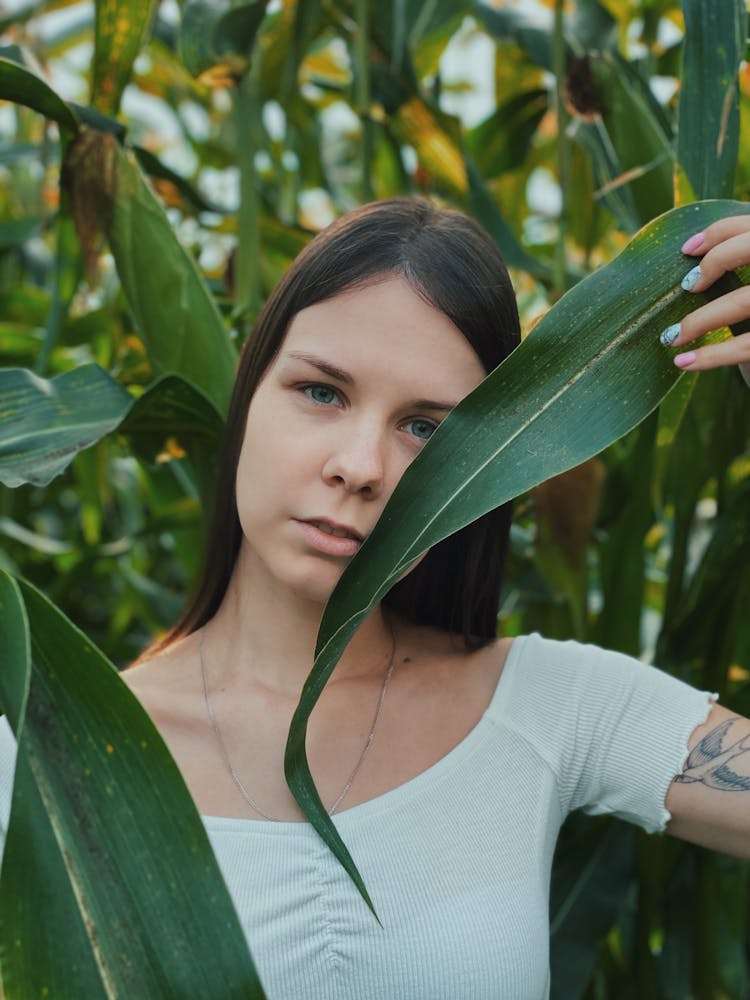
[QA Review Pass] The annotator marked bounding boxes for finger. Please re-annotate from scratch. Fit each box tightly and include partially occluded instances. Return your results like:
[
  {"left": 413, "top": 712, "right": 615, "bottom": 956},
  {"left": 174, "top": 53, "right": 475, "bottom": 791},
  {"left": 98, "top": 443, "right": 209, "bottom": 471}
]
[
  {"left": 680, "top": 215, "right": 750, "bottom": 256},
  {"left": 672, "top": 332, "right": 750, "bottom": 372},
  {"left": 659, "top": 285, "right": 750, "bottom": 347},
  {"left": 678, "top": 231, "right": 750, "bottom": 294}
]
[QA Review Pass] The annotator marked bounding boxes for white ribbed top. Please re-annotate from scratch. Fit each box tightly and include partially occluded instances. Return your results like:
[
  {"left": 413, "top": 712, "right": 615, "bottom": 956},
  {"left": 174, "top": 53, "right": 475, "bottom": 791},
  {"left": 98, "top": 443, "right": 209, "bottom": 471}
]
[{"left": 0, "top": 635, "right": 716, "bottom": 999}]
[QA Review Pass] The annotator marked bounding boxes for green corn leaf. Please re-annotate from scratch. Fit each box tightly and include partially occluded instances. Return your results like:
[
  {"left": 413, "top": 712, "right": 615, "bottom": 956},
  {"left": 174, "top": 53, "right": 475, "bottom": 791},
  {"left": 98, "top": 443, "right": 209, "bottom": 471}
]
[
  {"left": 283, "top": 198, "right": 750, "bottom": 908},
  {"left": 550, "top": 818, "right": 635, "bottom": 998},
  {"left": 669, "top": 476, "right": 750, "bottom": 663},
  {"left": 36, "top": 207, "right": 82, "bottom": 374},
  {"left": 133, "top": 145, "right": 223, "bottom": 214},
  {"left": 0, "top": 568, "right": 108, "bottom": 998},
  {"left": 474, "top": 0, "right": 616, "bottom": 68},
  {"left": 0, "top": 572, "right": 266, "bottom": 996},
  {"left": 179, "top": 0, "right": 268, "bottom": 82},
  {"left": 0, "top": 576, "right": 105, "bottom": 1000},
  {"left": 0, "top": 217, "right": 39, "bottom": 249},
  {"left": 91, "top": 0, "right": 157, "bottom": 116},
  {"left": 466, "top": 158, "right": 556, "bottom": 283},
  {"left": 106, "top": 142, "right": 237, "bottom": 416},
  {"left": 121, "top": 373, "right": 225, "bottom": 509},
  {"left": 567, "top": 0, "right": 617, "bottom": 53},
  {"left": 0, "top": 53, "right": 79, "bottom": 133},
  {"left": 469, "top": 88, "right": 549, "bottom": 177},
  {"left": 0, "top": 571, "right": 29, "bottom": 729},
  {"left": 568, "top": 117, "right": 642, "bottom": 234},
  {"left": 572, "top": 51, "right": 674, "bottom": 230},
  {"left": 592, "top": 415, "right": 656, "bottom": 657},
  {"left": 120, "top": 373, "right": 225, "bottom": 460},
  {"left": 0, "top": 365, "right": 133, "bottom": 488},
  {"left": 678, "top": 0, "right": 747, "bottom": 199},
  {"left": 278, "top": 0, "right": 327, "bottom": 105},
  {"left": 474, "top": 2, "right": 555, "bottom": 70},
  {"left": 69, "top": 100, "right": 128, "bottom": 138},
  {"left": 0, "top": 366, "right": 225, "bottom": 491},
  {"left": 0, "top": 516, "right": 75, "bottom": 556}
]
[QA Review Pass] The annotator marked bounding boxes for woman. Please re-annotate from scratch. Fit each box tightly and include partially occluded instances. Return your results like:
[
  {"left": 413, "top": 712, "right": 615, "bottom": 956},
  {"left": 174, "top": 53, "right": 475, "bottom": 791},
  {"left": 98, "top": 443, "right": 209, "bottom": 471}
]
[{"left": 10, "top": 198, "right": 749, "bottom": 997}]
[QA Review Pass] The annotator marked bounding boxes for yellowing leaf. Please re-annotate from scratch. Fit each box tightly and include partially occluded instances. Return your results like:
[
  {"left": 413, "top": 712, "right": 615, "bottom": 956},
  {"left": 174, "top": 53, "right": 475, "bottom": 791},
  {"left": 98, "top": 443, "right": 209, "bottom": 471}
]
[
  {"left": 394, "top": 97, "right": 468, "bottom": 192},
  {"left": 300, "top": 48, "right": 351, "bottom": 88},
  {"left": 92, "top": 0, "right": 157, "bottom": 116}
]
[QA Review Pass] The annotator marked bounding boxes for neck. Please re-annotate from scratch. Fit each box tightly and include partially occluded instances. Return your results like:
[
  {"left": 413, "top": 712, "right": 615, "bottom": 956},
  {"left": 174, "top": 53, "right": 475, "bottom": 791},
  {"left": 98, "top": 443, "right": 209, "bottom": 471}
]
[{"left": 205, "top": 543, "right": 394, "bottom": 696}]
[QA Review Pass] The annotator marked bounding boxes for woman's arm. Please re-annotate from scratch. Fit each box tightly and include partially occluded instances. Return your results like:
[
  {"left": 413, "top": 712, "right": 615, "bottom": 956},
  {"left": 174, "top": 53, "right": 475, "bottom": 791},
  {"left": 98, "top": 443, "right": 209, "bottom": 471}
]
[
  {"left": 665, "top": 703, "right": 750, "bottom": 860},
  {"left": 657, "top": 217, "right": 750, "bottom": 856}
]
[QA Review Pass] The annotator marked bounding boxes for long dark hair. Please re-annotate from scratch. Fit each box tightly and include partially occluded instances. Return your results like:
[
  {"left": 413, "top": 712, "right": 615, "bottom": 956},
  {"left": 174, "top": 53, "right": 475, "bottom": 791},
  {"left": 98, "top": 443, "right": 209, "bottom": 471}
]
[{"left": 153, "top": 197, "right": 520, "bottom": 654}]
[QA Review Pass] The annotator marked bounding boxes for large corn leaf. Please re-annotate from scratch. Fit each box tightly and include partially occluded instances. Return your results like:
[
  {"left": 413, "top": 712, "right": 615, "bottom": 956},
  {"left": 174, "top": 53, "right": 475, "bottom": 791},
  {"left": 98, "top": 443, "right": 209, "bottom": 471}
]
[
  {"left": 678, "top": 0, "right": 746, "bottom": 199},
  {"left": 0, "top": 572, "right": 266, "bottom": 998},
  {"left": 283, "top": 199, "right": 750, "bottom": 908},
  {"left": 105, "top": 142, "right": 237, "bottom": 416},
  {"left": 0, "top": 366, "right": 133, "bottom": 488},
  {"left": 0, "top": 51, "right": 79, "bottom": 132},
  {"left": 0, "top": 366, "right": 223, "bottom": 490}
]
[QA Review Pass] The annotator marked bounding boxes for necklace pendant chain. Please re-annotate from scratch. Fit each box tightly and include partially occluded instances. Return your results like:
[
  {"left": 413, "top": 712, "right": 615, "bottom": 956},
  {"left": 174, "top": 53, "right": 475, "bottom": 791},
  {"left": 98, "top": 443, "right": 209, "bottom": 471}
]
[{"left": 199, "top": 619, "right": 396, "bottom": 823}]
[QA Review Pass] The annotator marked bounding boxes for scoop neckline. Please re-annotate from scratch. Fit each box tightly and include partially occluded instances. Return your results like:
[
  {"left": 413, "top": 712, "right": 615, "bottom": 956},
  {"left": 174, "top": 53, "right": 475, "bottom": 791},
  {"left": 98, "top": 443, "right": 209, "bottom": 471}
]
[{"left": 201, "top": 633, "right": 526, "bottom": 834}]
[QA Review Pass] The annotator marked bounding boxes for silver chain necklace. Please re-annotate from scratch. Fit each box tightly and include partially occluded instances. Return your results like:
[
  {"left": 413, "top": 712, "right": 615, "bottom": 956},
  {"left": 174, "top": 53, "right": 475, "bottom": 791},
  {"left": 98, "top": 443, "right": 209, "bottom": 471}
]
[{"left": 199, "top": 619, "right": 396, "bottom": 822}]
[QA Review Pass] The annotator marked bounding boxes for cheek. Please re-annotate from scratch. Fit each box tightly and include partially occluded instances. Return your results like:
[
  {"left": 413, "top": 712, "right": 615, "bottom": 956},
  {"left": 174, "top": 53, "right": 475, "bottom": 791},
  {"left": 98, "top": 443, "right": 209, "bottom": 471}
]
[
  {"left": 234, "top": 405, "right": 310, "bottom": 522},
  {"left": 234, "top": 418, "right": 276, "bottom": 519},
  {"left": 235, "top": 398, "right": 284, "bottom": 483}
]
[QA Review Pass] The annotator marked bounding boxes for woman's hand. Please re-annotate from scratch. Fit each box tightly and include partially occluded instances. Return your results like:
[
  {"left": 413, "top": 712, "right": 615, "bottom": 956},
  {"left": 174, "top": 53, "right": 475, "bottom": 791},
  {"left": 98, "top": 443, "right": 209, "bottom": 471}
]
[{"left": 659, "top": 216, "right": 750, "bottom": 387}]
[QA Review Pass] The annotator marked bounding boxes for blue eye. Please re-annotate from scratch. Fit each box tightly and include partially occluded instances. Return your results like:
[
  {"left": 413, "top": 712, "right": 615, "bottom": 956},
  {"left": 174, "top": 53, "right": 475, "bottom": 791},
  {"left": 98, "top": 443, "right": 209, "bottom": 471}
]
[
  {"left": 407, "top": 419, "right": 437, "bottom": 441},
  {"left": 303, "top": 384, "right": 339, "bottom": 405}
]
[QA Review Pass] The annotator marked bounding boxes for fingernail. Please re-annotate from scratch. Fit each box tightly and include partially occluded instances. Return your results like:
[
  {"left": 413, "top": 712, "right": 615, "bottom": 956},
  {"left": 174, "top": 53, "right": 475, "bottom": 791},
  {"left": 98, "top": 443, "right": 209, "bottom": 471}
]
[
  {"left": 681, "top": 232, "right": 705, "bottom": 254},
  {"left": 674, "top": 351, "right": 697, "bottom": 369},
  {"left": 659, "top": 323, "right": 681, "bottom": 346},
  {"left": 681, "top": 265, "right": 701, "bottom": 292}
]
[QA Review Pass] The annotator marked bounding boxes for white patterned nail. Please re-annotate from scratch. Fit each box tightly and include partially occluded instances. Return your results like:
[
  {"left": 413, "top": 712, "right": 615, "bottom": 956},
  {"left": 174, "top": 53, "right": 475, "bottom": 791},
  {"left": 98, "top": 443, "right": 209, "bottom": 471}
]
[
  {"left": 681, "top": 265, "right": 701, "bottom": 292},
  {"left": 660, "top": 323, "right": 681, "bottom": 346}
]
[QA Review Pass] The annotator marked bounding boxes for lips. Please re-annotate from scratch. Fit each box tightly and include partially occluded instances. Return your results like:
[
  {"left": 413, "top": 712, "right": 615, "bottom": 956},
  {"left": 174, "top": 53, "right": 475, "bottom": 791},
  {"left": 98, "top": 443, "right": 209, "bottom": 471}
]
[
  {"left": 304, "top": 519, "right": 364, "bottom": 542},
  {"left": 295, "top": 519, "right": 364, "bottom": 557}
]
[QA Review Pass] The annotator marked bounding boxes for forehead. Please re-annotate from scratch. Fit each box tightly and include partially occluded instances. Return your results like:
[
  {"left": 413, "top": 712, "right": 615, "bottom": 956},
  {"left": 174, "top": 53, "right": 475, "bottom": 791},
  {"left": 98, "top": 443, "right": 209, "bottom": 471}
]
[{"left": 279, "top": 277, "right": 486, "bottom": 392}]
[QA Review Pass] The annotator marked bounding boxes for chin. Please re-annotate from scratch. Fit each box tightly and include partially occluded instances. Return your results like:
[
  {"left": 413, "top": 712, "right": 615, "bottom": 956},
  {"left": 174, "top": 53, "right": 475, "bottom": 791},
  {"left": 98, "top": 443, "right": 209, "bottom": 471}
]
[{"left": 280, "top": 561, "right": 347, "bottom": 606}]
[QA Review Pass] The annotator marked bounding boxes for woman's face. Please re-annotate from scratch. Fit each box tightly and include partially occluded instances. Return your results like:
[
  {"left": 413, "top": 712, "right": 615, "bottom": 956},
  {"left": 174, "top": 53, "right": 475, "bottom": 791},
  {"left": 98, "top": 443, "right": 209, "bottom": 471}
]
[{"left": 235, "top": 276, "right": 487, "bottom": 605}]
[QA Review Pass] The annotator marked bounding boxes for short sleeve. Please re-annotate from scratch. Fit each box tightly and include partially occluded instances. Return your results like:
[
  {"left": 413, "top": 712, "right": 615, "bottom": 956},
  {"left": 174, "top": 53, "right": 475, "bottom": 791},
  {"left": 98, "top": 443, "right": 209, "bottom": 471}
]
[{"left": 495, "top": 634, "right": 717, "bottom": 834}]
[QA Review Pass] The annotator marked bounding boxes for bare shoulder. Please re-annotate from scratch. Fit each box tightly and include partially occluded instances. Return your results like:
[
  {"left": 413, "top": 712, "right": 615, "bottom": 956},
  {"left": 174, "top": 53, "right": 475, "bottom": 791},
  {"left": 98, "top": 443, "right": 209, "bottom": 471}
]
[
  {"left": 381, "top": 621, "right": 515, "bottom": 769},
  {"left": 122, "top": 632, "right": 203, "bottom": 732},
  {"left": 463, "top": 633, "right": 515, "bottom": 704},
  {"left": 392, "top": 616, "right": 514, "bottom": 707}
]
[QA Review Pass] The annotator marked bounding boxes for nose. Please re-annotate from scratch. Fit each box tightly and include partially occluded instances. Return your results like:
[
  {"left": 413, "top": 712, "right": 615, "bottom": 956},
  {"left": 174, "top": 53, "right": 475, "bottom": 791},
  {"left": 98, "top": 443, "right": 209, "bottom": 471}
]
[{"left": 322, "top": 423, "right": 386, "bottom": 498}]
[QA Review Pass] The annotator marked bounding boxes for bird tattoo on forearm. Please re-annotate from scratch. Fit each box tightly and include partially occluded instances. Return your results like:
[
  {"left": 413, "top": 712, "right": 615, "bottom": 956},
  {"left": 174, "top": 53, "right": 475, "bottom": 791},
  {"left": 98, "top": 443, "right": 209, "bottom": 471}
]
[{"left": 676, "top": 717, "right": 750, "bottom": 791}]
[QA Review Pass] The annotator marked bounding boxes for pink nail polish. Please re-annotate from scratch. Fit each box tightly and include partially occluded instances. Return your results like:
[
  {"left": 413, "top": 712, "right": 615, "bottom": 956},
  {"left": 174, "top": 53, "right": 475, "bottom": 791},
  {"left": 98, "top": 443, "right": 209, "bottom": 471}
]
[
  {"left": 681, "top": 232, "right": 705, "bottom": 254},
  {"left": 674, "top": 351, "right": 697, "bottom": 368}
]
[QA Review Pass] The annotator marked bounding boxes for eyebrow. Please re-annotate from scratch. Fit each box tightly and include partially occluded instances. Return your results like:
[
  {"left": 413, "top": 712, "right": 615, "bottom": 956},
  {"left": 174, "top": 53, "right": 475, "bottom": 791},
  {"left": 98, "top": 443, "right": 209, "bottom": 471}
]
[
  {"left": 288, "top": 352, "right": 354, "bottom": 385},
  {"left": 286, "top": 351, "right": 459, "bottom": 413}
]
